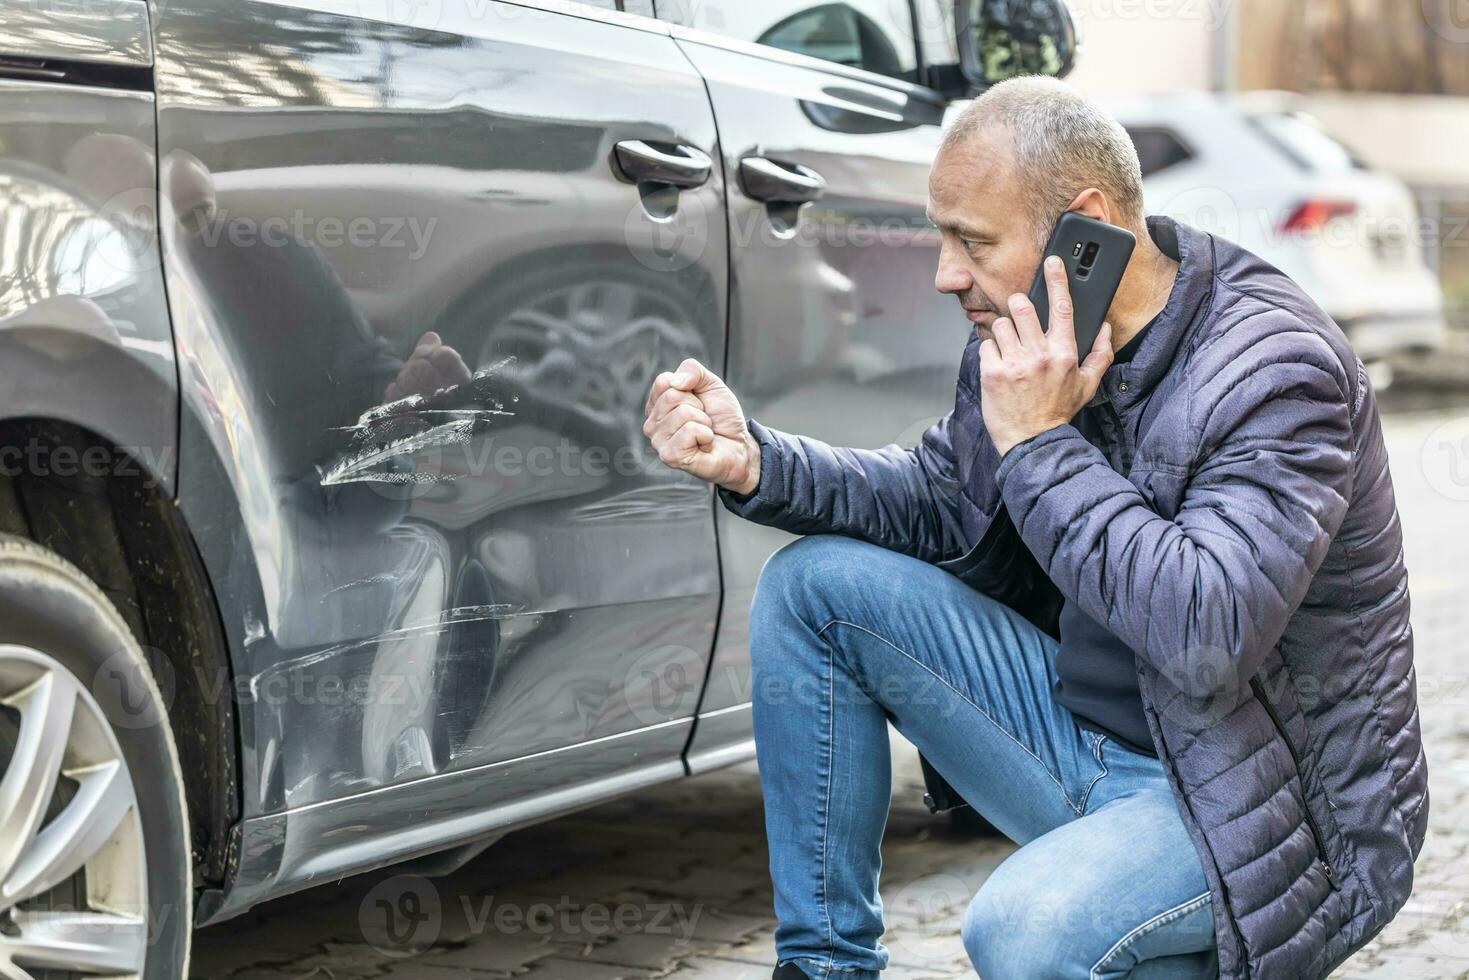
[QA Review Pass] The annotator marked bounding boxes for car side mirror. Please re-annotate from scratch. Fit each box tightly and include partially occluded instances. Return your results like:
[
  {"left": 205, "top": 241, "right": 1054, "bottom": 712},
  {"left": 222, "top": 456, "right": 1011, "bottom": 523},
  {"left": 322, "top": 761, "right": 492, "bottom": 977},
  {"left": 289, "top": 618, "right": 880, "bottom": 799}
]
[{"left": 954, "top": 0, "right": 1079, "bottom": 92}]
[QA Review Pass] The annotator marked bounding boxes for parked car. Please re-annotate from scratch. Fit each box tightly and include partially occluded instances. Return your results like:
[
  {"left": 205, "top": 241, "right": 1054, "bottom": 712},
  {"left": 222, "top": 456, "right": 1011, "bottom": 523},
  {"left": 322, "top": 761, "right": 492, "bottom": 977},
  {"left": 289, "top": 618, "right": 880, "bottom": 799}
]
[
  {"left": 1104, "top": 91, "right": 1448, "bottom": 368},
  {"left": 0, "top": 0, "right": 1074, "bottom": 975}
]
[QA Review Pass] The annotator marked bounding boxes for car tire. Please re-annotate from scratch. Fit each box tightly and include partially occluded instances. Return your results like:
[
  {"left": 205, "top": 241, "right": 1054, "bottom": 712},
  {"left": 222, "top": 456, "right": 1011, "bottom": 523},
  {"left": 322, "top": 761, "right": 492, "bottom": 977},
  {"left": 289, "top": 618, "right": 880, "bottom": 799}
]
[{"left": 0, "top": 534, "right": 191, "bottom": 979}]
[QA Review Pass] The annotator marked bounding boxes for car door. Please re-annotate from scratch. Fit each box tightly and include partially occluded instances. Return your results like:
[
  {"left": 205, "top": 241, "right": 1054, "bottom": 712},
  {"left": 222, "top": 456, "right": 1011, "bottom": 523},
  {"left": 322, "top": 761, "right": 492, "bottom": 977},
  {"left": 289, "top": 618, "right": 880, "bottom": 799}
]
[
  {"left": 153, "top": 0, "right": 728, "bottom": 824},
  {"left": 660, "top": 3, "right": 970, "bottom": 768}
]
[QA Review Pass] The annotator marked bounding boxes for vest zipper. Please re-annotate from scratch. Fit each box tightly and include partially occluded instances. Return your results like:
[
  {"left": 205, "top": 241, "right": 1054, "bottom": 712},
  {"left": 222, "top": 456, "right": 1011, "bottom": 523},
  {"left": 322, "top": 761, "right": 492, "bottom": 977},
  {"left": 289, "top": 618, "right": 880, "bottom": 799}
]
[{"left": 1250, "top": 676, "right": 1341, "bottom": 891}]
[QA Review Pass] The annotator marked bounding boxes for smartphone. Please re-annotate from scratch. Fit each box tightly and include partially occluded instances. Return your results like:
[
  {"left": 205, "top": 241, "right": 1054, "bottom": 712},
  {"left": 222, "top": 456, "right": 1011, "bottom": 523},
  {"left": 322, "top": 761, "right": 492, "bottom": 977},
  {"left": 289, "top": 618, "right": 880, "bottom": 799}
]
[{"left": 1026, "top": 212, "right": 1136, "bottom": 359}]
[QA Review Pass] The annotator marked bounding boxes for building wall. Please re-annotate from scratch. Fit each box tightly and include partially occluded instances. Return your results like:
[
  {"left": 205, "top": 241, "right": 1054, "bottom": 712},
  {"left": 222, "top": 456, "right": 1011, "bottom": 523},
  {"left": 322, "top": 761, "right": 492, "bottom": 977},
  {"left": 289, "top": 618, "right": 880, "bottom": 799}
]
[
  {"left": 1063, "top": 0, "right": 1223, "bottom": 95},
  {"left": 1236, "top": 0, "right": 1469, "bottom": 96}
]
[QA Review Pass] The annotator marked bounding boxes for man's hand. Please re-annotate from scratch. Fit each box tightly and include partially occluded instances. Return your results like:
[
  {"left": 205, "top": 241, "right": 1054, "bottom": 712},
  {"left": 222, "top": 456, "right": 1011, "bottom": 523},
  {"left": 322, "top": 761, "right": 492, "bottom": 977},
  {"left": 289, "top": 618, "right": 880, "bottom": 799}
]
[
  {"left": 643, "top": 357, "right": 760, "bottom": 494},
  {"left": 980, "top": 256, "right": 1114, "bottom": 457},
  {"left": 385, "top": 331, "right": 473, "bottom": 403}
]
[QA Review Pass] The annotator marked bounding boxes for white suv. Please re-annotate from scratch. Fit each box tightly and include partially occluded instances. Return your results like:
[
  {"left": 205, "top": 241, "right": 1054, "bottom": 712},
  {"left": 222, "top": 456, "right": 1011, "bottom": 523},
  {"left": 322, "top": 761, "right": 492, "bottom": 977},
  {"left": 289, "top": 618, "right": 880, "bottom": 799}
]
[{"left": 1104, "top": 91, "right": 1447, "bottom": 365}]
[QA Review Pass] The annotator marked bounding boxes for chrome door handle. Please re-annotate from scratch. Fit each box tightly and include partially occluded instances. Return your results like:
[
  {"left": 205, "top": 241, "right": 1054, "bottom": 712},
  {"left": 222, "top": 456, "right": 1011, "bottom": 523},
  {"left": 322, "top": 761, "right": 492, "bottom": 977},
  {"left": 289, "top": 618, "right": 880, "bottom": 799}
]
[
  {"left": 612, "top": 140, "right": 712, "bottom": 188},
  {"left": 738, "top": 156, "right": 826, "bottom": 203}
]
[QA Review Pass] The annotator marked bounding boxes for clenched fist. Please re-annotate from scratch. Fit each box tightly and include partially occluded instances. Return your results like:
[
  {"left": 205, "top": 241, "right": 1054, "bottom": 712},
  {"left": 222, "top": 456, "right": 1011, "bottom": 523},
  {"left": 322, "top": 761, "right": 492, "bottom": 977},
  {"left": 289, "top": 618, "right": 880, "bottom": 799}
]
[{"left": 643, "top": 357, "right": 760, "bottom": 495}]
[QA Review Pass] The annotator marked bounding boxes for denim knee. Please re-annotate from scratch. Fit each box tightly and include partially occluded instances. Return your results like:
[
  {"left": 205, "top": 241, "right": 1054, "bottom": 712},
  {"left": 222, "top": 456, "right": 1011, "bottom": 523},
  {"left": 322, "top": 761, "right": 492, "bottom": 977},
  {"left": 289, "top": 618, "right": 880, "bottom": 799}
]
[
  {"left": 961, "top": 884, "right": 1005, "bottom": 977},
  {"left": 962, "top": 879, "right": 1074, "bottom": 979},
  {"left": 749, "top": 536, "right": 887, "bottom": 702},
  {"left": 750, "top": 535, "right": 872, "bottom": 631}
]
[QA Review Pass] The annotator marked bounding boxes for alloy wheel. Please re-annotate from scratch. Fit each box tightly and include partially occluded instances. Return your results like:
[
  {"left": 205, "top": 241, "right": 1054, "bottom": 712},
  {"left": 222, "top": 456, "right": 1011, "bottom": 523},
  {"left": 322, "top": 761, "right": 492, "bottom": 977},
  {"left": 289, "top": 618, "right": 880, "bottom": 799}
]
[{"left": 0, "top": 645, "right": 149, "bottom": 979}]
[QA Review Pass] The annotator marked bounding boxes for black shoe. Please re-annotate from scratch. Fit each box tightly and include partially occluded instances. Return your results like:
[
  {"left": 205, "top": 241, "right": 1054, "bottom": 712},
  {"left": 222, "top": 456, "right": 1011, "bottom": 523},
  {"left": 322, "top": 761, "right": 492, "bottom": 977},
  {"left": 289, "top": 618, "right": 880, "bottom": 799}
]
[{"left": 773, "top": 964, "right": 813, "bottom": 980}]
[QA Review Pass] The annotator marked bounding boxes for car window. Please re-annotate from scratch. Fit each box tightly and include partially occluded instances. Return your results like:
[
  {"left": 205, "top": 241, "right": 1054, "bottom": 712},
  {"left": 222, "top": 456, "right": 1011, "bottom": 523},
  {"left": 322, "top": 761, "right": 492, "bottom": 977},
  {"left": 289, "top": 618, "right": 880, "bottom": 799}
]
[
  {"left": 1123, "top": 126, "right": 1195, "bottom": 179},
  {"left": 1248, "top": 111, "right": 1366, "bottom": 173},
  {"left": 655, "top": 1, "right": 920, "bottom": 84}
]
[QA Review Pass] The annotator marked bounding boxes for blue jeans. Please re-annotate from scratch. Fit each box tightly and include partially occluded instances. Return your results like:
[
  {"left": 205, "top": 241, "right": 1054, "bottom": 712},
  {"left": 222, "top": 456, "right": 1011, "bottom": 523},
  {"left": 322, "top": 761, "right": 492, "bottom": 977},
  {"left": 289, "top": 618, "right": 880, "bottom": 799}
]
[{"left": 749, "top": 535, "right": 1218, "bottom": 980}]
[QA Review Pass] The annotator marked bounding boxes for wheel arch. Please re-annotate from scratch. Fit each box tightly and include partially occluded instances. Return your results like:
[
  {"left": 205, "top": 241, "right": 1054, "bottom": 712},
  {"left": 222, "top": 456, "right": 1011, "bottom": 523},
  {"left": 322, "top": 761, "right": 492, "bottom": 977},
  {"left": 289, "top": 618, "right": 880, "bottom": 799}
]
[{"left": 0, "top": 415, "right": 241, "bottom": 896}]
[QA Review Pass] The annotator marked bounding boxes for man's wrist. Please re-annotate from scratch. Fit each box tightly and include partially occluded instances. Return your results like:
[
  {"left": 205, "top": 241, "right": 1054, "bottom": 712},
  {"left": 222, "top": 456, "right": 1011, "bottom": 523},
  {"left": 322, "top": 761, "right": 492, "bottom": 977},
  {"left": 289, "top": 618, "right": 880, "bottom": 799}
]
[
  {"left": 721, "top": 428, "right": 761, "bottom": 497},
  {"left": 994, "top": 418, "right": 1069, "bottom": 459}
]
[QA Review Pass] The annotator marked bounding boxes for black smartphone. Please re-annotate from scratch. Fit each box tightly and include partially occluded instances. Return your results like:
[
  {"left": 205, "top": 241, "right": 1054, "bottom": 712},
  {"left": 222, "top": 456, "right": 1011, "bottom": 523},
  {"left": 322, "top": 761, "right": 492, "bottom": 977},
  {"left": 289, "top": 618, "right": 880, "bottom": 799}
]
[{"left": 1026, "top": 212, "right": 1136, "bottom": 359}]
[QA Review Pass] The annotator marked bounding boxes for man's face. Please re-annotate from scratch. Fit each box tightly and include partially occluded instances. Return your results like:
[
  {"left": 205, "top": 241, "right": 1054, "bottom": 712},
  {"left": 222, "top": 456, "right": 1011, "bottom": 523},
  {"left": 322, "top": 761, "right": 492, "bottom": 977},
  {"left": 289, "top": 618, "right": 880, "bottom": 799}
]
[{"left": 927, "top": 127, "right": 1046, "bottom": 344}]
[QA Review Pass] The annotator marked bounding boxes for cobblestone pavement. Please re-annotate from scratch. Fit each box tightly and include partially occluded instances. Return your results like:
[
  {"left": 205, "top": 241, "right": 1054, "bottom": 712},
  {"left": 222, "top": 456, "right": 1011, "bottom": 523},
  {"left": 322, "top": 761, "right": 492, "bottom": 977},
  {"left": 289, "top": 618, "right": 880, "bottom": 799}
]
[{"left": 191, "top": 406, "right": 1469, "bottom": 980}]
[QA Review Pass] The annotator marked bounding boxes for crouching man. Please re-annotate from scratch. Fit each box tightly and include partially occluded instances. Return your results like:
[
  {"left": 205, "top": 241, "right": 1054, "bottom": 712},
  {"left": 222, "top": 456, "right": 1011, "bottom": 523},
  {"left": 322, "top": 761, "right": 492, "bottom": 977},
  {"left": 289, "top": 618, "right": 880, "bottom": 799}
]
[{"left": 642, "top": 77, "right": 1427, "bottom": 980}]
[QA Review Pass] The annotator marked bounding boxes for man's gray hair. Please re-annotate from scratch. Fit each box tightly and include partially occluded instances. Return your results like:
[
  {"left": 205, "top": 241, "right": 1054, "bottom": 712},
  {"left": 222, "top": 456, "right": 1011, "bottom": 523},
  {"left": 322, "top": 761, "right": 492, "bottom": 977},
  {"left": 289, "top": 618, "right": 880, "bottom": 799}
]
[{"left": 942, "top": 76, "right": 1146, "bottom": 243}]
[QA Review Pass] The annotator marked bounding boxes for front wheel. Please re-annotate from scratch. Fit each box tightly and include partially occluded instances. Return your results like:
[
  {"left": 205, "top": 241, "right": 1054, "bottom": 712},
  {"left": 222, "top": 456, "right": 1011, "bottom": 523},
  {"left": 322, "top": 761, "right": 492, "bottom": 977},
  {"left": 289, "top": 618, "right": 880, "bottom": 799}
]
[{"left": 0, "top": 536, "right": 191, "bottom": 979}]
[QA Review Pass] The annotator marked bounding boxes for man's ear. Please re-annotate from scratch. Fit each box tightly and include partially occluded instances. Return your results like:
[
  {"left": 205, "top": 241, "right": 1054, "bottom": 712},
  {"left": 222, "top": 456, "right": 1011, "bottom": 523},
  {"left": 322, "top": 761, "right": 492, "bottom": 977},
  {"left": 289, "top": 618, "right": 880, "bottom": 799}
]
[{"left": 1067, "top": 188, "right": 1112, "bottom": 225}]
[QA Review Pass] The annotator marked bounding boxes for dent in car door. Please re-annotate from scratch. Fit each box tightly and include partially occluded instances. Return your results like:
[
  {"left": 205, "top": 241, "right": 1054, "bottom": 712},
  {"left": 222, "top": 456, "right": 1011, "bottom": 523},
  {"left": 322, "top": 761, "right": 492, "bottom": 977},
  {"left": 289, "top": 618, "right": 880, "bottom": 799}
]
[
  {"left": 153, "top": 0, "right": 727, "bottom": 819},
  {"left": 675, "top": 37, "right": 967, "bottom": 768}
]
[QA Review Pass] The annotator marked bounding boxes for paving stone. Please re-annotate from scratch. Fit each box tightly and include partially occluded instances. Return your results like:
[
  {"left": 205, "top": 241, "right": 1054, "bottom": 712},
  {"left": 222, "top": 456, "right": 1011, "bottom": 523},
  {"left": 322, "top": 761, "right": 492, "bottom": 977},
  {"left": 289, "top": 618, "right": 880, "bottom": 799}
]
[
  {"left": 683, "top": 908, "right": 772, "bottom": 946},
  {"left": 566, "top": 930, "right": 725, "bottom": 970},
  {"left": 189, "top": 941, "right": 301, "bottom": 978},
  {"left": 706, "top": 926, "right": 776, "bottom": 967},
  {"left": 228, "top": 946, "right": 382, "bottom": 980},
  {"left": 375, "top": 959, "right": 510, "bottom": 979},
  {"left": 662, "top": 957, "right": 773, "bottom": 980},
  {"left": 515, "top": 958, "right": 658, "bottom": 980},
  {"left": 412, "top": 933, "right": 559, "bottom": 973}
]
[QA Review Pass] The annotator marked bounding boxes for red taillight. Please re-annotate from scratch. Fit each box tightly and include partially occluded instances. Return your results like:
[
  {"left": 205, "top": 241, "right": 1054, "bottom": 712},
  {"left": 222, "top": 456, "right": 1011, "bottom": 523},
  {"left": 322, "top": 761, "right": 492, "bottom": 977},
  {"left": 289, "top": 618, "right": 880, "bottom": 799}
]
[{"left": 1280, "top": 199, "right": 1357, "bottom": 233}]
